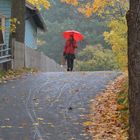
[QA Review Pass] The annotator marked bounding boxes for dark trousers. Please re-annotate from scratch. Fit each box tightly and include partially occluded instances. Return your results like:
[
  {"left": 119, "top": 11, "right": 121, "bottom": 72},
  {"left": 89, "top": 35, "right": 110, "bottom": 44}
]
[
  {"left": 64, "top": 54, "right": 75, "bottom": 71},
  {"left": 67, "top": 57, "right": 74, "bottom": 71}
]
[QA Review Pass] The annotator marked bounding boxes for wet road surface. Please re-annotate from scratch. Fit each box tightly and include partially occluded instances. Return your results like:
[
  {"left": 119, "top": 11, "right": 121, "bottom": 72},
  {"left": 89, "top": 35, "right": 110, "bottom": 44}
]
[{"left": 0, "top": 72, "right": 120, "bottom": 140}]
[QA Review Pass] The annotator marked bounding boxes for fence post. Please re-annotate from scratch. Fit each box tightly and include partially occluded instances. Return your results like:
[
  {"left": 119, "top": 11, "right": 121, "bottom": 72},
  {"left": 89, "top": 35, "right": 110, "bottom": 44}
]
[
  {"left": 11, "top": 38, "right": 15, "bottom": 69},
  {"left": 24, "top": 45, "right": 26, "bottom": 68}
]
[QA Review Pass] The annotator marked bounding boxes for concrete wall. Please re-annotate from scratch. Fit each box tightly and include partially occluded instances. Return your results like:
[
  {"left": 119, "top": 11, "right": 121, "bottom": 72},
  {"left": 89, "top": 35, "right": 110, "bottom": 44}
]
[
  {"left": 13, "top": 41, "right": 25, "bottom": 70},
  {"left": 13, "top": 41, "right": 64, "bottom": 72}
]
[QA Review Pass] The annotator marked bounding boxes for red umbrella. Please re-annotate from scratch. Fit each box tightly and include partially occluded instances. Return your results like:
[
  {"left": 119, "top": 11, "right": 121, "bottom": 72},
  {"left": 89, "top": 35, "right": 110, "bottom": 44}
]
[{"left": 63, "top": 30, "right": 84, "bottom": 41}]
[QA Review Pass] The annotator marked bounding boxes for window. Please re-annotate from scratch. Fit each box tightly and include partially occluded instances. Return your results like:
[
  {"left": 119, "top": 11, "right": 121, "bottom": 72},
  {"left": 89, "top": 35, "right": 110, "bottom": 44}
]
[{"left": 0, "top": 17, "right": 4, "bottom": 44}]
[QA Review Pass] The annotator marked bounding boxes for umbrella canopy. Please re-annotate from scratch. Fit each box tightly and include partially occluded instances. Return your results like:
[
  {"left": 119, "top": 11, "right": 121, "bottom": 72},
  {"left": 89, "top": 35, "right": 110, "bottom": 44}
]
[{"left": 63, "top": 30, "right": 84, "bottom": 41}]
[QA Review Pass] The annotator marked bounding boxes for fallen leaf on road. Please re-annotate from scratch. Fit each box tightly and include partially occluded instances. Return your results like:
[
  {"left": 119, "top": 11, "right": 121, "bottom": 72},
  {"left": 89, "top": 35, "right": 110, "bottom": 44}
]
[
  {"left": 37, "top": 118, "right": 44, "bottom": 121},
  {"left": 0, "top": 125, "right": 13, "bottom": 128},
  {"left": 5, "top": 118, "right": 10, "bottom": 121},
  {"left": 68, "top": 138, "right": 76, "bottom": 140},
  {"left": 33, "top": 123, "right": 39, "bottom": 126}
]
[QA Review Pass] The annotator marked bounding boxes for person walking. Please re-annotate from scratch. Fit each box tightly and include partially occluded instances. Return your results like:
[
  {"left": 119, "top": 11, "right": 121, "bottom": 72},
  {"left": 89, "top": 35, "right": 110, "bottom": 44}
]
[{"left": 63, "top": 35, "right": 77, "bottom": 71}]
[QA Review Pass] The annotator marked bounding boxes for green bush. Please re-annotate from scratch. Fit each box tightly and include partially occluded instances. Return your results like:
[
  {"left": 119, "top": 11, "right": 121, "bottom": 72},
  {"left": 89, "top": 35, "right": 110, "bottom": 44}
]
[
  {"left": 0, "top": 70, "right": 5, "bottom": 78},
  {"left": 75, "top": 45, "right": 119, "bottom": 71},
  {"left": 117, "top": 77, "right": 129, "bottom": 129}
]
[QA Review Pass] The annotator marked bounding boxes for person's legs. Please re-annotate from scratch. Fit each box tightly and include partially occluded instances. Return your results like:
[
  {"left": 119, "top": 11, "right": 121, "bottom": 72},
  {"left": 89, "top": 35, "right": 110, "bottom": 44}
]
[
  {"left": 71, "top": 58, "right": 74, "bottom": 71},
  {"left": 67, "top": 57, "right": 71, "bottom": 71},
  {"left": 69, "top": 58, "right": 74, "bottom": 71}
]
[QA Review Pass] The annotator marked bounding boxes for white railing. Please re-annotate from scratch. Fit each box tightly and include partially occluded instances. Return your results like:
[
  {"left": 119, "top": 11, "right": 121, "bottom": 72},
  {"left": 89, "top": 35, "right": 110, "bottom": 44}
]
[{"left": 0, "top": 44, "right": 12, "bottom": 64}]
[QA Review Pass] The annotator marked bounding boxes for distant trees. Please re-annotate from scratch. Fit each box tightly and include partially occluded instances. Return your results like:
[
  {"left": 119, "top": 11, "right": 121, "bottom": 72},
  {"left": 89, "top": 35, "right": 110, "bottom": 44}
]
[
  {"left": 95, "top": 0, "right": 128, "bottom": 71},
  {"left": 83, "top": 0, "right": 128, "bottom": 71},
  {"left": 62, "top": 0, "right": 129, "bottom": 70},
  {"left": 75, "top": 45, "right": 118, "bottom": 71}
]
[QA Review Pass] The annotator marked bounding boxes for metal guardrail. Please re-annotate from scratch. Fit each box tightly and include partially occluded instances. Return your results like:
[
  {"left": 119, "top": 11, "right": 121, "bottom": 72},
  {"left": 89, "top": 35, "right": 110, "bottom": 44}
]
[{"left": 0, "top": 44, "right": 12, "bottom": 64}]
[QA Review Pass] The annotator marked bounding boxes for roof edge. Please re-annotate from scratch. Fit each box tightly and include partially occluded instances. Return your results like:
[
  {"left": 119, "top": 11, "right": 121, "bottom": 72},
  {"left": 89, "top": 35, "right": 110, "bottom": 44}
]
[{"left": 26, "top": 2, "right": 47, "bottom": 32}]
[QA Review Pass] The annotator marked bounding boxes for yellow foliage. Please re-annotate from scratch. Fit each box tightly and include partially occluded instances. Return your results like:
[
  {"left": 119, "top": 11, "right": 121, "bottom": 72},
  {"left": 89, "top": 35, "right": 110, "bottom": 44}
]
[
  {"left": 93, "top": 0, "right": 110, "bottom": 12},
  {"left": 0, "top": 68, "right": 38, "bottom": 84},
  {"left": 60, "top": 0, "right": 78, "bottom": 6},
  {"left": 78, "top": 3, "right": 94, "bottom": 17},
  {"left": 10, "top": 18, "right": 20, "bottom": 32},
  {"left": 83, "top": 121, "right": 93, "bottom": 126},
  {"left": 27, "top": 0, "right": 50, "bottom": 9},
  {"left": 93, "top": 0, "right": 128, "bottom": 12},
  {"left": 62, "top": 0, "right": 129, "bottom": 18},
  {"left": 104, "top": 17, "right": 128, "bottom": 70},
  {"left": 0, "top": 18, "right": 20, "bottom": 33},
  {"left": 0, "top": 26, "right": 5, "bottom": 31}
]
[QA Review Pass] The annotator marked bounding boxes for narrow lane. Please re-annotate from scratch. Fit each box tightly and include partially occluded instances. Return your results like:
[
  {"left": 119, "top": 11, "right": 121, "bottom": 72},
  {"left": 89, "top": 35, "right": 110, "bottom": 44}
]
[{"left": 0, "top": 72, "right": 120, "bottom": 140}]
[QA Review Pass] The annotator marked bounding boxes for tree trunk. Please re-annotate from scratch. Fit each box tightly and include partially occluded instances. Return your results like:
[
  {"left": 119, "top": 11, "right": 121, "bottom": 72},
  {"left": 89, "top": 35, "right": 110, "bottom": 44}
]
[
  {"left": 5, "top": 0, "right": 26, "bottom": 71},
  {"left": 127, "top": 0, "right": 140, "bottom": 139},
  {"left": 11, "top": 0, "right": 25, "bottom": 43}
]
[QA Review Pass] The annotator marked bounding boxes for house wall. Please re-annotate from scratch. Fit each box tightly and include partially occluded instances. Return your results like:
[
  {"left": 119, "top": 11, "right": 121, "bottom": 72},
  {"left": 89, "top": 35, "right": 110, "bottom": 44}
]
[
  {"left": 0, "top": 1, "right": 38, "bottom": 49},
  {"left": 25, "top": 18, "right": 38, "bottom": 49},
  {"left": 0, "top": 0, "right": 11, "bottom": 47}
]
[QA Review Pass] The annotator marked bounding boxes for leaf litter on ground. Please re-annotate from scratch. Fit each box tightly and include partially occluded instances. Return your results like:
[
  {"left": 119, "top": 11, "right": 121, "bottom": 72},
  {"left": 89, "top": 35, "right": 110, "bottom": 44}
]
[
  {"left": 0, "top": 68, "right": 38, "bottom": 84},
  {"left": 84, "top": 74, "right": 128, "bottom": 140}
]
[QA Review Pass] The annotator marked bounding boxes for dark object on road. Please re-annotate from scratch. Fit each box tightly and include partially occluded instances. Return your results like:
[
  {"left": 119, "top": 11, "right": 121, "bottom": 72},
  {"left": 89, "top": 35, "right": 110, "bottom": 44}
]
[
  {"left": 33, "top": 97, "right": 38, "bottom": 101},
  {"left": 68, "top": 107, "right": 73, "bottom": 111}
]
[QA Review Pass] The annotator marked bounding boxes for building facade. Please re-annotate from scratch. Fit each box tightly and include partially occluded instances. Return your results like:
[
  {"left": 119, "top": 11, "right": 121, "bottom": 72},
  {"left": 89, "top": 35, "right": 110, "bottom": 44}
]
[{"left": 0, "top": 0, "right": 46, "bottom": 68}]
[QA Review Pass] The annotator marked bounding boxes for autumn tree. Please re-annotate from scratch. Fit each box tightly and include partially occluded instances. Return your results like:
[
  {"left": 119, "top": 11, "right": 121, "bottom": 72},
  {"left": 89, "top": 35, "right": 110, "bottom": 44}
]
[{"left": 11, "top": 0, "right": 26, "bottom": 42}]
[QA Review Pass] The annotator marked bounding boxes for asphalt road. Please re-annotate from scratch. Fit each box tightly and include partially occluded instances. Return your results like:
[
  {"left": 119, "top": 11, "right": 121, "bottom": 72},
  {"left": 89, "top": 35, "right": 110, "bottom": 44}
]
[{"left": 0, "top": 72, "right": 120, "bottom": 140}]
